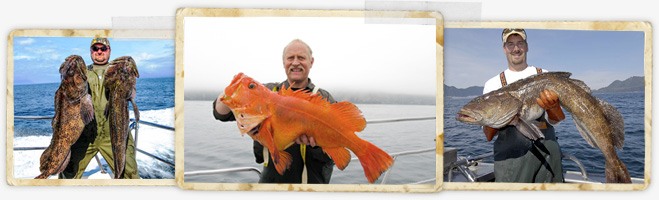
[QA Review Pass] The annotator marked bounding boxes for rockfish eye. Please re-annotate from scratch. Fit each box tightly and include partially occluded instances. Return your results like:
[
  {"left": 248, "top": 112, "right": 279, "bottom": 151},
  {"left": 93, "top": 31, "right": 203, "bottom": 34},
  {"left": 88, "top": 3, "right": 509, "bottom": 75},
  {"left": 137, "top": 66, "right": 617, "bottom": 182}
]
[{"left": 248, "top": 83, "right": 255, "bottom": 89}]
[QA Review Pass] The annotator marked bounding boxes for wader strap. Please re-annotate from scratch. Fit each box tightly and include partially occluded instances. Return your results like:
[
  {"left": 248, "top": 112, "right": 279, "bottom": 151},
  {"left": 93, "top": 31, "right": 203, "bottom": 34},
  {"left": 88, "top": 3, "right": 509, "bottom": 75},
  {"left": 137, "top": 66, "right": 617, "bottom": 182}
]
[
  {"left": 499, "top": 72, "right": 507, "bottom": 86},
  {"left": 301, "top": 145, "right": 307, "bottom": 184},
  {"left": 263, "top": 148, "right": 269, "bottom": 167},
  {"left": 500, "top": 67, "right": 542, "bottom": 87},
  {"left": 300, "top": 87, "right": 318, "bottom": 184},
  {"left": 530, "top": 140, "right": 555, "bottom": 178}
]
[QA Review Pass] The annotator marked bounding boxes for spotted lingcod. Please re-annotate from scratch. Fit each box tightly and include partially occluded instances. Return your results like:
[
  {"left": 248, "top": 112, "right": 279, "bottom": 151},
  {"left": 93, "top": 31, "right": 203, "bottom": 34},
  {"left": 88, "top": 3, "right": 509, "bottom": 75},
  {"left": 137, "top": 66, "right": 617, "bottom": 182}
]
[
  {"left": 456, "top": 72, "right": 631, "bottom": 183},
  {"left": 36, "top": 55, "right": 94, "bottom": 179},
  {"left": 220, "top": 73, "right": 394, "bottom": 183},
  {"left": 103, "top": 56, "right": 140, "bottom": 179}
]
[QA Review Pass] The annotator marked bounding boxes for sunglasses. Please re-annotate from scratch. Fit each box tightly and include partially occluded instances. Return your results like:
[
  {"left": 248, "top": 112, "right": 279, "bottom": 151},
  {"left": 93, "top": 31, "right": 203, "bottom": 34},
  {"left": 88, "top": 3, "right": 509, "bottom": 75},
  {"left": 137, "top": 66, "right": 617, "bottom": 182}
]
[{"left": 91, "top": 46, "right": 109, "bottom": 52}]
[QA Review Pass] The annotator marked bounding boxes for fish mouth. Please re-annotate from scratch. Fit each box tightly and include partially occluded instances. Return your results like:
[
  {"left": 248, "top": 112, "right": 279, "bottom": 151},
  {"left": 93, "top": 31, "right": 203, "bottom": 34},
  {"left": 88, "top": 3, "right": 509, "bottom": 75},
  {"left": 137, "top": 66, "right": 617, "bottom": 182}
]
[{"left": 456, "top": 109, "right": 480, "bottom": 124}]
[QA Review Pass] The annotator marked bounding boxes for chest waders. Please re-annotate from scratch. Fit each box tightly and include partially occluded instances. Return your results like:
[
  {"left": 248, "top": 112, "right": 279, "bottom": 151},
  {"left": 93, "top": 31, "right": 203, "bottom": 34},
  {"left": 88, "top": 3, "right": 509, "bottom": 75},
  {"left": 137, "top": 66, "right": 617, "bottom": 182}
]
[{"left": 494, "top": 67, "right": 563, "bottom": 182}]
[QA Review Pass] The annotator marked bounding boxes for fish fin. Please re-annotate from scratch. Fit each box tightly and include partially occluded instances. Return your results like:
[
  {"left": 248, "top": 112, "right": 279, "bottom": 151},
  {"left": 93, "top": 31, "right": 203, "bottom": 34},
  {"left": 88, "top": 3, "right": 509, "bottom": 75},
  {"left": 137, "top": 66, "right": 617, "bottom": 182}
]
[
  {"left": 330, "top": 102, "right": 367, "bottom": 132},
  {"left": 273, "top": 150, "right": 292, "bottom": 175},
  {"left": 104, "top": 102, "right": 110, "bottom": 118},
  {"left": 130, "top": 98, "right": 140, "bottom": 122},
  {"left": 254, "top": 119, "right": 290, "bottom": 175},
  {"left": 52, "top": 88, "right": 62, "bottom": 128},
  {"left": 549, "top": 71, "right": 572, "bottom": 78},
  {"left": 598, "top": 98, "right": 625, "bottom": 149},
  {"left": 510, "top": 117, "right": 545, "bottom": 140},
  {"left": 281, "top": 86, "right": 331, "bottom": 106},
  {"left": 323, "top": 147, "right": 352, "bottom": 170},
  {"left": 605, "top": 157, "right": 632, "bottom": 183},
  {"left": 353, "top": 140, "right": 394, "bottom": 183},
  {"left": 233, "top": 109, "right": 269, "bottom": 135},
  {"left": 569, "top": 78, "right": 592, "bottom": 93},
  {"left": 573, "top": 117, "right": 599, "bottom": 149},
  {"left": 56, "top": 150, "right": 72, "bottom": 175},
  {"left": 81, "top": 94, "right": 94, "bottom": 125}
]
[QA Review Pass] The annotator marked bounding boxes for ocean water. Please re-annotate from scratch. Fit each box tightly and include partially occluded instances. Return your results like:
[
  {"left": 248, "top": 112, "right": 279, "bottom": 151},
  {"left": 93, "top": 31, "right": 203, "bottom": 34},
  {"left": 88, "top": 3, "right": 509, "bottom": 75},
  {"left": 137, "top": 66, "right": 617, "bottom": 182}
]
[
  {"left": 444, "top": 91, "right": 646, "bottom": 180},
  {"left": 12, "top": 77, "right": 175, "bottom": 179},
  {"left": 184, "top": 101, "right": 437, "bottom": 184}
]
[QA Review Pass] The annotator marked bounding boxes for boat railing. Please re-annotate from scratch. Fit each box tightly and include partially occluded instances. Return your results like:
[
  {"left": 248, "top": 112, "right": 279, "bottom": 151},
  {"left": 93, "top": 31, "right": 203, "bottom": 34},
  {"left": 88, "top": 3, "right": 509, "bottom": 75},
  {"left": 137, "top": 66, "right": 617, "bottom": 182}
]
[
  {"left": 13, "top": 115, "right": 175, "bottom": 177},
  {"left": 183, "top": 116, "right": 437, "bottom": 185},
  {"left": 445, "top": 149, "right": 593, "bottom": 183}
]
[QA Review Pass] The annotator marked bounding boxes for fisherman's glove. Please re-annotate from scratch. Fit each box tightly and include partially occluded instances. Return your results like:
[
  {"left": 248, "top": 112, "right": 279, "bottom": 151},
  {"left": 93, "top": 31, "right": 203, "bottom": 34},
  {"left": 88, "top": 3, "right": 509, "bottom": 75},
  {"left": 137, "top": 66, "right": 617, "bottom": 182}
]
[{"left": 536, "top": 89, "right": 566, "bottom": 123}]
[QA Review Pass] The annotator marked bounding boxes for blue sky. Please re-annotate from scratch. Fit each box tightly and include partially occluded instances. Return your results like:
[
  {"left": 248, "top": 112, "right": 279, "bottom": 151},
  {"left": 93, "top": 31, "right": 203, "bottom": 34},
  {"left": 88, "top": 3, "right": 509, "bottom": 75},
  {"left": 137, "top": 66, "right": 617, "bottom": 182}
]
[
  {"left": 444, "top": 28, "right": 646, "bottom": 90},
  {"left": 12, "top": 37, "right": 174, "bottom": 85}
]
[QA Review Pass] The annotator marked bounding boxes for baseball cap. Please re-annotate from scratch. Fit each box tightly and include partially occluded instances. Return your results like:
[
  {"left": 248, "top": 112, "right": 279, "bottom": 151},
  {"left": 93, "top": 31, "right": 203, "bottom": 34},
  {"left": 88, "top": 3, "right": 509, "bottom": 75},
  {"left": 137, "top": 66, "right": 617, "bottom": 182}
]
[
  {"left": 502, "top": 28, "right": 527, "bottom": 43},
  {"left": 90, "top": 37, "right": 110, "bottom": 47}
]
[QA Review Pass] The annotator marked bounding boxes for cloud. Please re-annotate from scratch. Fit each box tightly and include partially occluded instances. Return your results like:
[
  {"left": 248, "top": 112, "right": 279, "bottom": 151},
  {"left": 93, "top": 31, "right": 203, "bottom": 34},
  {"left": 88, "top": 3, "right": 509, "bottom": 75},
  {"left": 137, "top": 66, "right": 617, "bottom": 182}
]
[
  {"left": 13, "top": 55, "right": 34, "bottom": 60},
  {"left": 17, "top": 38, "right": 35, "bottom": 45},
  {"left": 132, "top": 52, "right": 174, "bottom": 70}
]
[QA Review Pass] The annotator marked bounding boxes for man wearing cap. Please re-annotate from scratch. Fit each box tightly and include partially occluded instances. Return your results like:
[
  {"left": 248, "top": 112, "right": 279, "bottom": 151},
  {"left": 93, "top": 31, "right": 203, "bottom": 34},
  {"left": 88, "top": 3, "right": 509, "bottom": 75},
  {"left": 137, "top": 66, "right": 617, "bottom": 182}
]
[
  {"left": 59, "top": 37, "right": 139, "bottom": 179},
  {"left": 481, "top": 29, "right": 565, "bottom": 182}
]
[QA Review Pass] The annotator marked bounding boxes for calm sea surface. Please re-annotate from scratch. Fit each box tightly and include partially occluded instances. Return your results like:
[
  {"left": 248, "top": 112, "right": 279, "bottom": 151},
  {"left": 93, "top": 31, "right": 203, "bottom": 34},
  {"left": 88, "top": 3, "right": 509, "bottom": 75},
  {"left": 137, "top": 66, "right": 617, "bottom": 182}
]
[
  {"left": 444, "top": 91, "right": 646, "bottom": 179},
  {"left": 13, "top": 77, "right": 175, "bottom": 179},
  {"left": 184, "top": 101, "right": 437, "bottom": 184}
]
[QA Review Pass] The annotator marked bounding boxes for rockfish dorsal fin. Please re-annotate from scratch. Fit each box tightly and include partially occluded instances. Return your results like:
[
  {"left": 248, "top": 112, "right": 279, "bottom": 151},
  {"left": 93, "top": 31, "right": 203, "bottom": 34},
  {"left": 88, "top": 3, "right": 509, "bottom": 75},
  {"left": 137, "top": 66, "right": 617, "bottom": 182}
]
[
  {"left": 330, "top": 102, "right": 367, "bottom": 132},
  {"left": 280, "top": 86, "right": 331, "bottom": 107},
  {"left": 280, "top": 86, "right": 366, "bottom": 132}
]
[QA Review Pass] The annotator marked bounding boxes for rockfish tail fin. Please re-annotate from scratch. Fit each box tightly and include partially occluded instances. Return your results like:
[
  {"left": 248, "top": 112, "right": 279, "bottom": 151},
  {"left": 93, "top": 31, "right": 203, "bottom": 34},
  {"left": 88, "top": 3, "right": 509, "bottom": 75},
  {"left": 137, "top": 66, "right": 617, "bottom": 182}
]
[
  {"left": 323, "top": 147, "right": 352, "bottom": 170},
  {"left": 354, "top": 141, "right": 394, "bottom": 183}
]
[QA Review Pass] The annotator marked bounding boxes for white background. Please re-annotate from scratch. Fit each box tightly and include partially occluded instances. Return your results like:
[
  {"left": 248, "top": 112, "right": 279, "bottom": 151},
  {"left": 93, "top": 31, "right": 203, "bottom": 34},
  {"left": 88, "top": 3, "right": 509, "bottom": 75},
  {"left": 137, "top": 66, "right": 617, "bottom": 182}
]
[
  {"left": 1, "top": 0, "right": 656, "bottom": 200},
  {"left": 184, "top": 16, "right": 436, "bottom": 96}
]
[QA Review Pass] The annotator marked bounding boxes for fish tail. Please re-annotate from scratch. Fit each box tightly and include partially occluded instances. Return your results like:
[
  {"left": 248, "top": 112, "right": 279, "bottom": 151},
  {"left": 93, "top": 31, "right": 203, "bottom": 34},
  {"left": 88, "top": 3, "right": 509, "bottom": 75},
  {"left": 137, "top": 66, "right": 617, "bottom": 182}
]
[
  {"left": 354, "top": 141, "right": 393, "bottom": 183},
  {"left": 605, "top": 158, "right": 632, "bottom": 183}
]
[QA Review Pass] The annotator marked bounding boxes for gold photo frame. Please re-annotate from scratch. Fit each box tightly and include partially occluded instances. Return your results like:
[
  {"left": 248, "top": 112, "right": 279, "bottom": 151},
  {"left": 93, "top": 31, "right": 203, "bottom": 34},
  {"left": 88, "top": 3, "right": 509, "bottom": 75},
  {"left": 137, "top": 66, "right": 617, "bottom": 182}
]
[
  {"left": 442, "top": 21, "right": 651, "bottom": 191},
  {"left": 174, "top": 8, "right": 443, "bottom": 192},
  {"left": 6, "top": 29, "right": 176, "bottom": 186}
]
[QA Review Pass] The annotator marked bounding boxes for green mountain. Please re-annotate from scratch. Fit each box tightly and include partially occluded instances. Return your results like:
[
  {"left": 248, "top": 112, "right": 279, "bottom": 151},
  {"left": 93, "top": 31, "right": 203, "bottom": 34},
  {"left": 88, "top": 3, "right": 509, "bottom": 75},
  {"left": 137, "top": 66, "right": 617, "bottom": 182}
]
[{"left": 593, "top": 76, "right": 644, "bottom": 93}]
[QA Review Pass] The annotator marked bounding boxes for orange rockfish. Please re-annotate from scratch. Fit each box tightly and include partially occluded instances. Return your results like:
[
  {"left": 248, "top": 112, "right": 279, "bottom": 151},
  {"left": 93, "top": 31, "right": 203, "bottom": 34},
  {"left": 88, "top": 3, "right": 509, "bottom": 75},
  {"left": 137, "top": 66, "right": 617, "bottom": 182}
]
[{"left": 220, "top": 73, "right": 394, "bottom": 183}]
